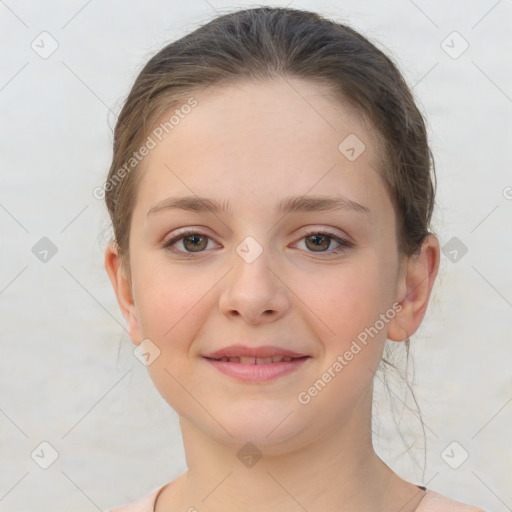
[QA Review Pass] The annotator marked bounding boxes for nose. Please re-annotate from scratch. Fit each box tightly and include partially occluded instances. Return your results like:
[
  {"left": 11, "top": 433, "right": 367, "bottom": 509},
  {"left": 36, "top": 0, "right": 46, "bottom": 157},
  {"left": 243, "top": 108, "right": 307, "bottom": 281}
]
[{"left": 218, "top": 244, "right": 290, "bottom": 325}]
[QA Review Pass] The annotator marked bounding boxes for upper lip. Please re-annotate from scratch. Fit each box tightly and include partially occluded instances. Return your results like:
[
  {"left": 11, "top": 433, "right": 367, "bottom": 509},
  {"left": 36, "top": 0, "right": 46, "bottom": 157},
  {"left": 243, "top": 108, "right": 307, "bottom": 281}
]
[{"left": 203, "top": 345, "right": 309, "bottom": 359}]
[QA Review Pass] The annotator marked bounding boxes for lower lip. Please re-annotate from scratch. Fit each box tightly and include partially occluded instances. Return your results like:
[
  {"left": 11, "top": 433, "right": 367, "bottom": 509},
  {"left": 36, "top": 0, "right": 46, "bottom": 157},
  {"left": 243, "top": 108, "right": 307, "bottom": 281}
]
[{"left": 203, "top": 356, "right": 311, "bottom": 382}]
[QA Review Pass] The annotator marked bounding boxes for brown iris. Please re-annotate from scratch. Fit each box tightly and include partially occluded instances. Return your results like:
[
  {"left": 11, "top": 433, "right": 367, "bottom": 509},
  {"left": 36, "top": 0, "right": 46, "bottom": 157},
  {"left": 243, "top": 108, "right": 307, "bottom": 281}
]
[
  {"left": 305, "top": 234, "right": 331, "bottom": 251},
  {"left": 183, "top": 234, "right": 208, "bottom": 252}
]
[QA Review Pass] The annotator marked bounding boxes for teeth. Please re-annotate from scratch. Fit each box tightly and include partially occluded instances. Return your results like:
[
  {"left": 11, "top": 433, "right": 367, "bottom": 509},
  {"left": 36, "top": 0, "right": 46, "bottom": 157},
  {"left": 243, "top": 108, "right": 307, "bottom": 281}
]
[
  {"left": 214, "top": 356, "right": 296, "bottom": 364},
  {"left": 256, "top": 357, "right": 274, "bottom": 364}
]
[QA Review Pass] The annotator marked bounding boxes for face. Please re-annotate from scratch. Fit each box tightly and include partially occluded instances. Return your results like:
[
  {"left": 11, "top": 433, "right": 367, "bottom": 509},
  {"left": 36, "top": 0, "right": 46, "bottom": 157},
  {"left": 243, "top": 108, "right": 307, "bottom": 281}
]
[{"left": 106, "top": 77, "right": 434, "bottom": 454}]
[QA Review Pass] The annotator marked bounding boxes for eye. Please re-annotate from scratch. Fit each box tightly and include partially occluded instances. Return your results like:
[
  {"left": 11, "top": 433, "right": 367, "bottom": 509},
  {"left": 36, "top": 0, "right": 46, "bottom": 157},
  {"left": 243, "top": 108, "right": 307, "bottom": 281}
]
[
  {"left": 293, "top": 230, "right": 353, "bottom": 256},
  {"left": 161, "top": 230, "right": 219, "bottom": 256},
  {"left": 161, "top": 228, "right": 353, "bottom": 258}
]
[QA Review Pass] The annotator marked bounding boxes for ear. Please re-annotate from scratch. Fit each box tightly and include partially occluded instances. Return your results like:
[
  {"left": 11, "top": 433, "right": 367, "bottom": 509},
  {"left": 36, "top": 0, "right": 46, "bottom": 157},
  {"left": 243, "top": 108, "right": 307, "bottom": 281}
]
[
  {"left": 387, "top": 234, "right": 440, "bottom": 342},
  {"left": 104, "top": 241, "right": 141, "bottom": 346}
]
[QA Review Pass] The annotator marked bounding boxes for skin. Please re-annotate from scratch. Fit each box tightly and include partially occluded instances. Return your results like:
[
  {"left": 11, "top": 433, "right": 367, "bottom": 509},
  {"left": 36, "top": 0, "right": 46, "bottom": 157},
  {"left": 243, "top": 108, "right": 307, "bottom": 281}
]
[{"left": 105, "top": 77, "right": 439, "bottom": 512}]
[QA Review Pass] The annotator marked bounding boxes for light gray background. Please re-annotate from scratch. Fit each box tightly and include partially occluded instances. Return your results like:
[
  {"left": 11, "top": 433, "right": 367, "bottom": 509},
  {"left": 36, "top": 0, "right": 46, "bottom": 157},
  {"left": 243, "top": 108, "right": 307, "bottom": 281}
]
[{"left": 1, "top": 1, "right": 511, "bottom": 511}]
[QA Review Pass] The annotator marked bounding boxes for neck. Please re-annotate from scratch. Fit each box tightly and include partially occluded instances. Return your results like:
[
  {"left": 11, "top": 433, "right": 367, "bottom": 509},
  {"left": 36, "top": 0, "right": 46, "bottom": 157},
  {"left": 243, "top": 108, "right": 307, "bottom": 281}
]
[{"left": 157, "top": 388, "right": 424, "bottom": 512}]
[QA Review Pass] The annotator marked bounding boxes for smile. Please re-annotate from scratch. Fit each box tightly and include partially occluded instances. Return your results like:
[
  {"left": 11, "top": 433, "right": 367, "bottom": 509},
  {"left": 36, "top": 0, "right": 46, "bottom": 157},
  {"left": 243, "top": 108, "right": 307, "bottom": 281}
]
[{"left": 203, "top": 356, "right": 311, "bottom": 382}]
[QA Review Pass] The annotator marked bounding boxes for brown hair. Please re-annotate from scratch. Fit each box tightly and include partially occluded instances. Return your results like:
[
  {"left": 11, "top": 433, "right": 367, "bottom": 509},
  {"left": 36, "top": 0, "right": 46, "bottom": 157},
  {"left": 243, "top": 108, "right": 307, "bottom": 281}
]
[{"left": 105, "top": 6, "right": 436, "bottom": 272}]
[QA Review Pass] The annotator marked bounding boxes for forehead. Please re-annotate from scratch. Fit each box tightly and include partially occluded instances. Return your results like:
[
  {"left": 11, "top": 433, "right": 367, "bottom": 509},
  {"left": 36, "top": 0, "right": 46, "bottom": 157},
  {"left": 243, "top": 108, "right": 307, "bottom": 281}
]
[{"left": 134, "top": 77, "right": 390, "bottom": 221}]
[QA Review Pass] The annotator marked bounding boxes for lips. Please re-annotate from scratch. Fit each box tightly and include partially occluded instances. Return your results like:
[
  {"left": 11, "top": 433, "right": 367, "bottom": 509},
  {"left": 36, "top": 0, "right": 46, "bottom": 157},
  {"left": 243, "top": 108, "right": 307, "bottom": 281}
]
[
  {"left": 203, "top": 344, "right": 308, "bottom": 361},
  {"left": 203, "top": 351, "right": 311, "bottom": 382}
]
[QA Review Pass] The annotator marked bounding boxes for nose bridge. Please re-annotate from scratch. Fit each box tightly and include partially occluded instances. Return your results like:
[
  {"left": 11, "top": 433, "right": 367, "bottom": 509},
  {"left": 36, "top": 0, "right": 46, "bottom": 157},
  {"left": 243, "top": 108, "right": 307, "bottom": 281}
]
[{"left": 218, "top": 234, "right": 289, "bottom": 322}]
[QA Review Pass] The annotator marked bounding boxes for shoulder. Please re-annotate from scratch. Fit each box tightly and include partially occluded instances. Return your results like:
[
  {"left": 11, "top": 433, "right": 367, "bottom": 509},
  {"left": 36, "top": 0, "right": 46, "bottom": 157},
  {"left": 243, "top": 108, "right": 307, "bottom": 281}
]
[
  {"left": 108, "top": 485, "right": 164, "bottom": 512},
  {"left": 417, "top": 489, "right": 487, "bottom": 512}
]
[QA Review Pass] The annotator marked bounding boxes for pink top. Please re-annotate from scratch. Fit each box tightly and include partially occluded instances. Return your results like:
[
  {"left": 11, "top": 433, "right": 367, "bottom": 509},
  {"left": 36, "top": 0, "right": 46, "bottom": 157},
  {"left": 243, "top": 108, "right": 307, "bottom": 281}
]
[{"left": 109, "top": 484, "right": 487, "bottom": 512}]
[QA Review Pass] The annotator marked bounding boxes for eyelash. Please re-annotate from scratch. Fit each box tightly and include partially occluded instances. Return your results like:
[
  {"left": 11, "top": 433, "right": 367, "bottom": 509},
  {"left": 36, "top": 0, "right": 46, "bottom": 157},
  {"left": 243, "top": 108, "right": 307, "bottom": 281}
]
[{"left": 161, "top": 229, "right": 354, "bottom": 258}]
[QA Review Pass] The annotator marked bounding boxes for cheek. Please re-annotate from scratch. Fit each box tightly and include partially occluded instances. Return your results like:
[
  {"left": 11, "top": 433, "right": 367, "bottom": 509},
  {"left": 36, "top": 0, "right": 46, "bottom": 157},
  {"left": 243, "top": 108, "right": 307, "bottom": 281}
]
[
  {"left": 131, "top": 257, "right": 229, "bottom": 397},
  {"left": 296, "top": 256, "right": 392, "bottom": 345},
  {"left": 134, "top": 268, "right": 217, "bottom": 414},
  {"left": 294, "top": 260, "right": 392, "bottom": 414},
  {"left": 135, "top": 268, "right": 209, "bottom": 343}
]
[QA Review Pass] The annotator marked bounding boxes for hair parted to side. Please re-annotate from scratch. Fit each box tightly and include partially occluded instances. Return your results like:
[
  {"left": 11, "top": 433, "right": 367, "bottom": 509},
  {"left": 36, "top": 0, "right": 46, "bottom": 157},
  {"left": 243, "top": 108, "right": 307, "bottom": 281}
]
[{"left": 105, "top": 6, "right": 436, "bottom": 273}]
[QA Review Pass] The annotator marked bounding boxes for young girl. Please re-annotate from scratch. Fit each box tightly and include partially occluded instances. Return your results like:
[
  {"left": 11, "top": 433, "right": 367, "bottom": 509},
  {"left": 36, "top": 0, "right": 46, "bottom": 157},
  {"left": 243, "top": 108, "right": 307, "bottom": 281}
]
[{"left": 103, "top": 7, "right": 486, "bottom": 511}]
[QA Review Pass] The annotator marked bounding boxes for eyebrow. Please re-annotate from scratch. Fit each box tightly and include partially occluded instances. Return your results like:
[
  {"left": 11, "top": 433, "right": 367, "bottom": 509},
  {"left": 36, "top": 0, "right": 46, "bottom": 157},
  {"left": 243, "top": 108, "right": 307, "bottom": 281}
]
[{"left": 147, "top": 194, "right": 370, "bottom": 217}]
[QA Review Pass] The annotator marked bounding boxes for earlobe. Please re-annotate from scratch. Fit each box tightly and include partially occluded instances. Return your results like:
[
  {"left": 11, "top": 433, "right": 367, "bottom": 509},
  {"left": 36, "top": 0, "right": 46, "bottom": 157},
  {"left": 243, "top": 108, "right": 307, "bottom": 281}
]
[
  {"left": 104, "top": 241, "right": 141, "bottom": 345},
  {"left": 387, "top": 235, "right": 440, "bottom": 343}
]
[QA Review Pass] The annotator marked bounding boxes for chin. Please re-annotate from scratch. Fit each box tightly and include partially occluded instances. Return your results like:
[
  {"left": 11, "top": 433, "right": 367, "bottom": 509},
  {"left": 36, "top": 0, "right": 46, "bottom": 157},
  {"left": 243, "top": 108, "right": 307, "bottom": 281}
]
[{"left": 205, "top": 402, "right": 314, "bottom": 452}]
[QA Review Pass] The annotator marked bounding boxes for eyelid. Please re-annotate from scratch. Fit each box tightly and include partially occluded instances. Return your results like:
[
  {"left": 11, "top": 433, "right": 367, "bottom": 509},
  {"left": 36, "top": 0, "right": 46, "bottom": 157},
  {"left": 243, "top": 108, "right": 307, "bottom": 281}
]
[
  {"left": 294, "top": 225, "right": 352, "bottom": 243},
  {"left": 164, "top": 226, "right": 217, "bottom": 241}
]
